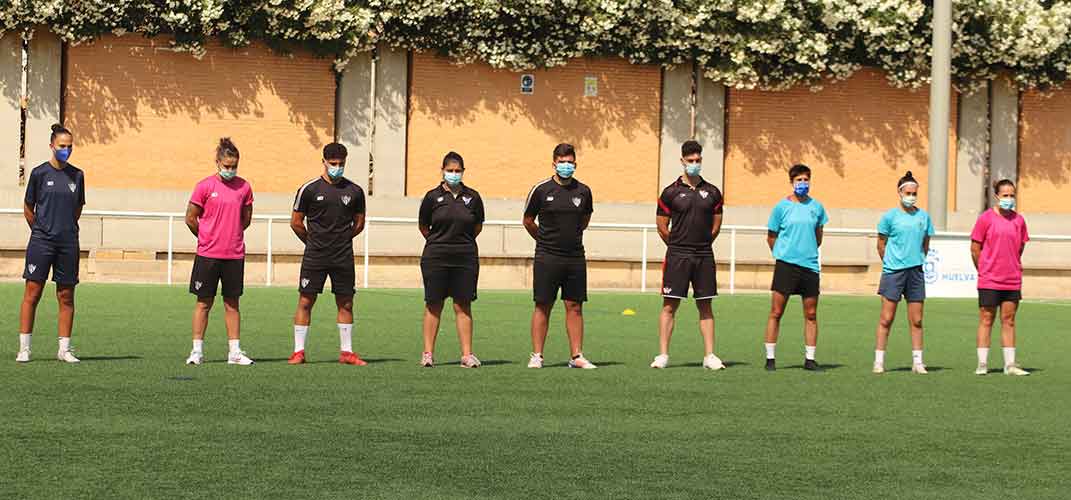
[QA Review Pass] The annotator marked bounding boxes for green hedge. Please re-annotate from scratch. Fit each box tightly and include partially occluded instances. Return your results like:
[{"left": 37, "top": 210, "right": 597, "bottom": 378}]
[{"left": 4, "top": 1, "right": 1071, "bottom": 90}]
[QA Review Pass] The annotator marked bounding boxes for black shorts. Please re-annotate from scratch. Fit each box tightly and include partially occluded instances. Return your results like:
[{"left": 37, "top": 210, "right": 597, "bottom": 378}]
[
  {"left": 533, "top": 253, "right": 587, "bottom": 303},
  {"left": 299, "top": 259, "right": 356, "bottom": 295},
  {"left": 771, "top": 260, "right": 820, "bottom": 298},
  {"left": 978, "top": 289, "right": 1022, "bottom": 308},
  {"left": 878, "top": 266, "right": 926, "bottom": 303},
  {"left": 421, "top": 252, "right": 478, "bottom": 304},
  {"left": 24, "top": 238, "right": 80, "bottom": 286},
  {"left": 661, "top": 252, "right": 717, "bottom": 299},
  {"left": 189, "top": 255, "right": 245, "bottom": 298}
]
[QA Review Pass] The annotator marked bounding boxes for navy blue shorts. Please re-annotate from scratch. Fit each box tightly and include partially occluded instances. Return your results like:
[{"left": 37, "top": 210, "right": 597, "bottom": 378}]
[
  {"left": 23, "top": 238, "right": 80, "bottom": 286},
  {"left": 878, "top": 266, "right": 925, "bottom": 302}
]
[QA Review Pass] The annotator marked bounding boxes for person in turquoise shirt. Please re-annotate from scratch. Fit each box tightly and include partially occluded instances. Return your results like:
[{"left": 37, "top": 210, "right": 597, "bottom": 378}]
[
  {"left": 764, "top": 164, "right": 828, "bottom": 372},
  {"left": 872, "top": 171, "right": 935, "bottom": 375}
]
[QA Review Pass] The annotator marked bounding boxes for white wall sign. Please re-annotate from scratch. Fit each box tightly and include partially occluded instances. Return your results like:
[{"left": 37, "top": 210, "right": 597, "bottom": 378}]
[
  {"left": 924, "top": 238, "right": 978, "bottom": 298},
  {"left": 584, "top": 76, "right": 598, "bottom": 96},
  {"left": 520, "top": 74, "right": 534, "bottom": 94}
]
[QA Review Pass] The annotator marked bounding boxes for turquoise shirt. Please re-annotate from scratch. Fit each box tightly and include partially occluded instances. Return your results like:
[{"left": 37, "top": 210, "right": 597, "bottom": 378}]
[
  {"left": 877, "top": 207, "right": 934, "bottom": 274},
  {"left": 767, "top": 197, "right": 829, "bottom": 273}
]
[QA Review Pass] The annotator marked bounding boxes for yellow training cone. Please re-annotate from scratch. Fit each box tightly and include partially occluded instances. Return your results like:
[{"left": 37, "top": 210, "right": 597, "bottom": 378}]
[{"left": 621, "top": 308, "right": 636, "bottom": 316}]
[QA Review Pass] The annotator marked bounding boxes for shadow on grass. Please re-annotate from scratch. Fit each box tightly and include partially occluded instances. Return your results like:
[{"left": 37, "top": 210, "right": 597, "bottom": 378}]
[
  {"left": 76, "top": 355, "right": 143, "bottom": 361},
  {"left": 779, "top": 363, "right": 846, "bottom": 371},
  {"left": 984, "top": 367, "right": 1042, "bottom": 374},
  {"left": 547, "top": 361, "right": 625, "bottom": 368},
  {"left": 669, "top": 361, "right": 750, "bottom": 369},
  {"left": 889, "top": 366, "right": 947, "bottom": 373}
]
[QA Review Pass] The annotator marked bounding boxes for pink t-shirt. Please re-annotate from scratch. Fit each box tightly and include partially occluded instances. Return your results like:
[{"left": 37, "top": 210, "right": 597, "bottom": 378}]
[
  {"left": 189, "top": 175, "right": 253, "bottom": 259},
  {"left": 970, "top": 208, "right": 1029, "bottom": 290}
]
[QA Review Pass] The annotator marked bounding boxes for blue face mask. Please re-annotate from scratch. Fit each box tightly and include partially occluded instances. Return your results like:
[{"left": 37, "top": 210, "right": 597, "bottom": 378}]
[
  {"left": 443, "top": 171, "right": 463, "bottom": 187},
  {"left": 794, "top": 181, "right": 810, "bottom": 197},
  {"left": 219, "top": 168, "right": 237, "bottom": 181},
  {"left": 555, "top": 162, "right": 576, "bottom": 179},
  {"left": 998, "top": 197, "right": 1016, "bottom": 211},
  {"left": 54, "top": 147, "right": 72, "bottom": 163},
  {"left": 327, "top": 164, "right": 344, "bottom": 180},
  {"left": 684, "top": 162, "right": 702, "bottom": 177}
]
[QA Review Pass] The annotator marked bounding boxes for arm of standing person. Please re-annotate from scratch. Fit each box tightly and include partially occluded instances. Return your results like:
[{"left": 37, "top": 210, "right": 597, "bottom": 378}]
[
  {"left": 473, "top": 194, "right": 485, "bottom": 238},
  {"left": 970, "top": 241, "right": 982, "bottom": 270},
  {"left": 656, "top": 215, "right": 671, "bottom": 244},
  {"left": 522, "top": 185, "right": 542, "bottom": 240},
  {"left": 815, "top": 203, "right": 828, "bottom": 247},
  {"left": 766, "top": 203, "right": 782, "bottom": 251},
  {"left": 23, "top": 170, "right": 36, "bottom": 228},
  {"left": 75, "top": 171, "right": 86, "bottom": 221},
  {"left": 185, "top": 203, "right": 202, "bottom": 237},
  {"left": 418, "top": 192, "right": 433, "bottom": 239},
  {"left": 241, "top": 205, "right": 253, "bottom": 230},
  {"left": 351, "top": 212, "right": 366, "bottom": 239},
  {"left": 877, "top": 235, "right": 887, "bottom": 261},
  {"left": 290, "top": 212, "right": 308, "bottom": 243},
  {"left": 969, "top": 214, "right": 988, "bottom": 270}
]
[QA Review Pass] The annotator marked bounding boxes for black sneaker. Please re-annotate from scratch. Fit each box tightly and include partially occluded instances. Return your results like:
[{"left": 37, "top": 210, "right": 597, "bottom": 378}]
[
  {"left": 803, "top": 359, "right": 821, "bottom": 371},
  {"left": 765, "top": 358, "right": 776, "bottom": 371}
]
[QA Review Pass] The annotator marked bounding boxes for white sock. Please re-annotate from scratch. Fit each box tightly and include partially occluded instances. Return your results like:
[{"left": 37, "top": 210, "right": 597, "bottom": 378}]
[
  {"left": 764, "top": 343, "right": 776, "bottom": 360},
  {"left": 1003, "top": 347, "right": 1016, "bottom": 367},
  {"left": 804, "top": 345, "right": 816, "bottom": 361},
  {"left": 912, "top": 350, "right": 923, "bottom": 366},
  {"left": 874, "top": 350, "right": 885, "bottom": 364},
  {"left": 228, "top": 339, "right": 241, "bottom": 353},
  {"left": 294, "top": 325, "right": 308, "bottom": 352},
  {"left": 977, "top": 348, "right": 989, "bottom": 365},
  {"left": 338, "top": 323, "right": 353, "bottom": 352},
  {"left": 192, "top": 339, "right": 204, "bottom": 353},
  {"left": 19, "top": 333, "right": 31, "bottom": 350},
  {"left": 58, "top": 337, "right": 71, "bottom": 352}
]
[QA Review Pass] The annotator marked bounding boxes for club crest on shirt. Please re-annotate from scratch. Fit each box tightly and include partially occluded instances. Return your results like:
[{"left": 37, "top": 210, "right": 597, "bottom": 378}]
[
  {"left": 462, "top": 196, "right": 472, "bottom": 205},
  {"left": 316, "top": 195, "right": 325, "bottom": 201},
  {"left": 194, "top": 281, "right": 202, "bottom": 290},
  {"left": 27, "top": 264, "right": 36, "bottom": 274},
  {"left": 699, "top": 191, "right": 709, "bottom": 199},
  {"left": 46, "top": 180, "right": 54, "bottom": 186},
  {"left": 546, "top": 196, "right": 554, "bottom": 201},
  {"left": 68, "top": 183, "right": 76, "bottom": 193},
  {"left": 301, "top": 278, "right": 310, "bottom": 288},
  {"left": 341, "top": 195, "right": 351, "bottom": 206},
  {"left": 210, "top": 192, "right": 219, "bottom": 198},
  {"left": 436, "top": 196, "right": 444, "bottom": 202},
  {"left": 679, "top": 193, "right": 687, "bottom": 198},
  {"left": 663, "top": 287, "right": 672, "bottom": 294},
  {"left": 572, "top": 197, "right": 581, "bottom": 207}
]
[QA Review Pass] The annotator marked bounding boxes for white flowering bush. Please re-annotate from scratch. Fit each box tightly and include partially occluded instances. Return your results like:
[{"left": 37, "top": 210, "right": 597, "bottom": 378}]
[{"left": 2, "top": 1, "right": 1071, "bottom": 89}]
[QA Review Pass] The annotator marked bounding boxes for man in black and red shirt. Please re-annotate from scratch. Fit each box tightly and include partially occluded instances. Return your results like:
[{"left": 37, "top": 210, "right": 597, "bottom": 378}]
[
  {"left": 651, "top": 140, "right": 726, "bottom": 370},
  {"left": 522, "top": 143, "right": 597, "bottom": 369}
]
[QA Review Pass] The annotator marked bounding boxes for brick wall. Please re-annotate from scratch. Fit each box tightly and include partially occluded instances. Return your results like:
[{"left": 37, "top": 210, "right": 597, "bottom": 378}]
[
  {"left": 406, "top": 53, "right": 661, "bottom": 202},
  {"left": 724, "top": 69, "right": 957, "bottom": 210},
  {"left": 63, "top": 36, "right": 335, "bottom": 195},
  {"left": 1019, "top": 90, "right": 1071, "bottom": 214}
]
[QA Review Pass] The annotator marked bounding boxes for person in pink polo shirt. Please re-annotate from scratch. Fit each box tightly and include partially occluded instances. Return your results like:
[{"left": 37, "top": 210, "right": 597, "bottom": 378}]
[
  {"left": 970, "top": 179, "right": 1029, "bottom": 376},
  {"left": 183, "top": 138, "right": 255, "bottom": 366}
]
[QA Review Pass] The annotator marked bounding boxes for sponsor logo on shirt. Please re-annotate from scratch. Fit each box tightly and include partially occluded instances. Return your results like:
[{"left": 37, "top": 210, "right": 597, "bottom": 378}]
[
  {"left": 46, "top": 181, "right": 54, "bottom": 186},
  {"left": 572, "top": 197, "right": 582, "bottom": 207},
  {"left": 68, "top": 183, "right": 76, "bottom": 193},
  {"left": 341, "top": 195, "right": 351, "bottom": 206},
  {"left": 679, "top": 193, "right": 687, "bottom": 198},
  {"left": 462, "top": 196, "right": 472, "bottom": 205},
  {"left": 546, "top": 196, "right": 554, "bottom": 201},
  {"left": 210, "top": 192, "right": 219, "bottom": 198},
  {"left": 301, "top": 278, "right": 310, "bottom": 288},
  {"left": 436, "top": 196, "right": 444, "bottom": 202},
  {"left": 316, "top": 195, "right": 325, "bottom": 201},
  {"left": 699, "top": 191, "right": 709, "bottom": 199},
  {"left": 27, "top": 264, "right": 37, "bottom": 274},
  {"left": 194, "top": 281, "right": 203, "bottom": 290}
]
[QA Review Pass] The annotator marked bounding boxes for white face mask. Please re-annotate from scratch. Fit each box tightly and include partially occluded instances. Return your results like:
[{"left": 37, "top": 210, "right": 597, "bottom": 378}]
[{"left": 901, "top": 195, "right": 917, "bottom": 207}]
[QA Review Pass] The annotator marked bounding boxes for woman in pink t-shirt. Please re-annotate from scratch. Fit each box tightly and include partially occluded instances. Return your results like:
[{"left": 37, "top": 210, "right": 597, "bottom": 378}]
[
  {"left": 969, "top": 179, "right": 1029, "bottom": 376},
  {"left": 182, "top": 138, "right": 255, "bottom": 366}
]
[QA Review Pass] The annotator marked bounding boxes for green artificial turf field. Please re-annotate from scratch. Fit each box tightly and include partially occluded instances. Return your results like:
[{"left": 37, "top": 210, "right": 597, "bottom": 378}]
[{"left": 1, "top": 283, "right": 1068, "bottom": 499}]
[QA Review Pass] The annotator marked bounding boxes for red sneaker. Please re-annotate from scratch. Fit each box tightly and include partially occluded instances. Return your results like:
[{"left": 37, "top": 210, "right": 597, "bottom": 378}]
[
  {"left": 287, "top": 350, "right": 306, "bottom": 365},
  {"left": 339, "top": 351, "right": 368, "bottom": 366}
]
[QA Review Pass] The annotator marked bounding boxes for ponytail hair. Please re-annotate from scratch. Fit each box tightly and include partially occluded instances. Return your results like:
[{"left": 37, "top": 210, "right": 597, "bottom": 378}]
[
  {"left": 50, "top": 123, "right": 72, "bottom": 143},
  {"left": 897, "top": 170, "right": 919, "bottom": 191},
  {"left": 216, "top": 137, "right": 239, "bottom": 161}
]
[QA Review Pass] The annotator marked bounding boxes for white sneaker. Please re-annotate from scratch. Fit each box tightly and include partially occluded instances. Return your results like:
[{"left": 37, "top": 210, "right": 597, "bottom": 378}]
[
  {"left": 16, "top": 348, "right": 31, "bottom": 363},
  {"left": 1003, "top": 363, "right": 1029, "bottom": 376},
  {"left": 185, "top": 350, "right": 204, "bottom": 365},
  {"left": 872, "top": 361, "right": 885, "bottom": 374},
  {"left": 57, "top": 349, "right": 80, "bottom": 364},
  {"left": 975, "top": 362, "right": 988, "bottom": 375},
  {"left": 912, "top": 363, "right": 928, "bottom": 374},
  {"left": 227, "top": 351, "right": 254, "bottom": 365},
  {"left": 568, "top": 354, "right": 597, "bottom": 370},
  {"left": 527, "top": 353, "right": 543, "bottom": 369},
  {"left": 702, "top": 353, "right": 726, "bottom": 370},
  {"left": 650, "top": 354, "right": 669, "bottom": 369}
]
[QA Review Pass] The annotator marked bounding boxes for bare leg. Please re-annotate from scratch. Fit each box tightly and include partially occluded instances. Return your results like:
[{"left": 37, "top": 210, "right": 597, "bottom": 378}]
[
  {"left": 765, "top": 291, "right": 789, "bottom": 344},
  {"left": 19, "top": 280, "right": 45, "bottom": 334},
  {"left": 454, "top": 301, "right": 473, "bottom": 357},
  {"left": 802, "top": 296, "right": 819, "bottom": 347},
  {"left": 907, "top": 301, "right": 924, "bottom": 351},
  {"left": 999, "top": 301, "right": 1018, "bottom": 348},
  {"left": 55, "top": 285, "right": 75, "bottom": 338},
  {"left": 563, "top": 300, "right": 584, "bottom": 357},
  {"left": 192, "top": 296, "right": 214, "bottom": 340},
  {"left": 530, "top": 302, "right": 553, "bottom": 354},
  {"left": 293, "top": 293, "right": 317, "bottom": 327},
  {"left": 874, "top": 297, "right": 899, "bottom": 351},
  {"left": 657, "top": 298, "right": 681, "bottom": 355},
  {"left": 336, "top": 294, "right": 354, "bottom": 325},
  {"left": 977, "top": 306, "right": 997, "bottom": 348},
  {"left": 222, "top": 296, "right": 240, "bottom": 340},
  {"left": 696, "top": 298, "right": 714, "bottom": 355},
  {"left": 423, "top": 301, "right": 444, "bottom": 354}
]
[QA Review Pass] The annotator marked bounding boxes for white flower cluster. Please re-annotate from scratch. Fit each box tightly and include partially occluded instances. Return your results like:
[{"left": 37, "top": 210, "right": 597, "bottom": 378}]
[{"left": 3, "top": 1, "right": 1071, "bottom": 89}]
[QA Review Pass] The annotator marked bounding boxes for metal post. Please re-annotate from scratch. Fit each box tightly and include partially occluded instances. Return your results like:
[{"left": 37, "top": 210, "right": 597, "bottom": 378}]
[
  {"left": 265, "top": 217, "right": 273, "bottom": 286},
  {"left": 928, "top": 0, "right": 952, "bottom": 230},
  {"left": 729, "top": 228, "right": 736, "bottom": 295},
  {"left": 363, "top": 219, "right": 370, "bottom": 288},
  {"left": 640, "top": 227, "right": 648, "bottom": 292},
  {"left": 167, "top": 215, "right": 174, "bottom": 285}
]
